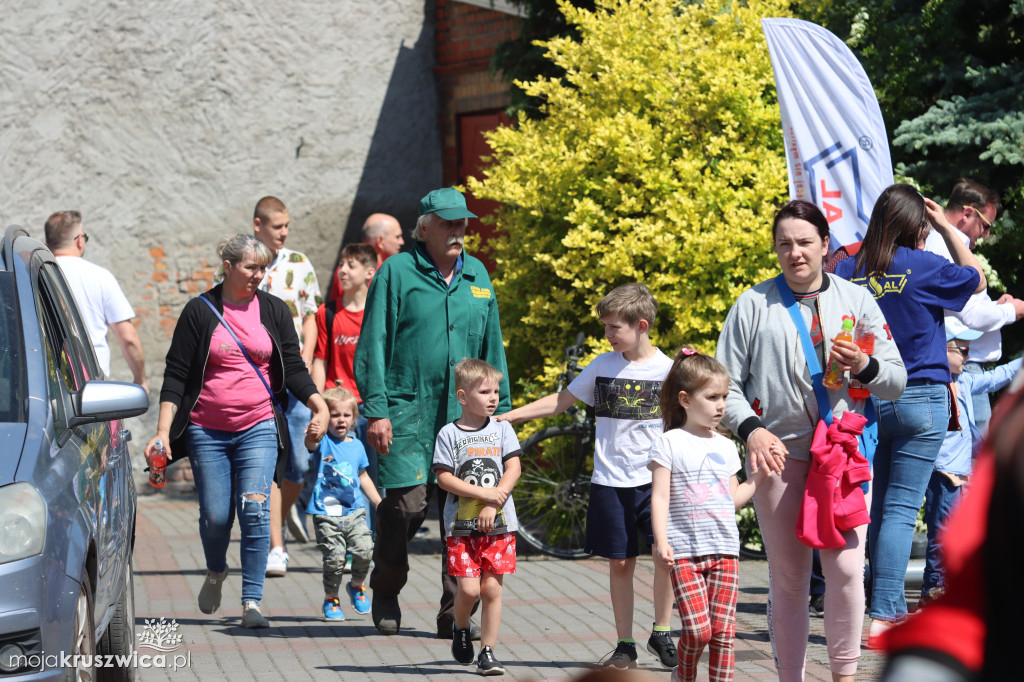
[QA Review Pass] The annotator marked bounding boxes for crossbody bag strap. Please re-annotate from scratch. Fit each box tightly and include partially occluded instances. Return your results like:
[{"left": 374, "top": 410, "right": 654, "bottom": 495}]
[
  {"left": 774, "top": 275, "right": 833, "bottom": 426},
  {"left": 199, "top": 295, "right": 282, "bottom": 411},
  {"left": 324, "top": 300, "right": 337, "bottom": 382}
]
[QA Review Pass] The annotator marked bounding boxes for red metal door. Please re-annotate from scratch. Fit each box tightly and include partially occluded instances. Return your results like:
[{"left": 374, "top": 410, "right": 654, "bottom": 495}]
[{"left": 458, "top": 110, "right": 511, "bottom": 273}]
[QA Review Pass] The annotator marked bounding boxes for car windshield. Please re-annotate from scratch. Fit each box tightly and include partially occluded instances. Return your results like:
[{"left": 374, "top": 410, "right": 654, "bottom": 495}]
[{"left": 0, "top": 272, "right": 26, "bottom": 423}]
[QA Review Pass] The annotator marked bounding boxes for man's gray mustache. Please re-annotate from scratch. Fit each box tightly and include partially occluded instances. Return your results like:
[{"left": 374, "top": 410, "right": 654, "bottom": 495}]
[{"left": 447, "top": 237, "right": 465, "bottom": 246}]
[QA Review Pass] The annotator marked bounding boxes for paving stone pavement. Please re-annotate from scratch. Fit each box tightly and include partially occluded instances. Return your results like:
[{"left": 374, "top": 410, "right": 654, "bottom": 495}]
[{"left": 133, "top": 490, "right": 885, "bottom": 681}]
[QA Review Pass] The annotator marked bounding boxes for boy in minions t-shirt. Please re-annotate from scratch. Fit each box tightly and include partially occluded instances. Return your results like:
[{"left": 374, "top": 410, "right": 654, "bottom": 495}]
[{"left": 433, "top": 359, "right": 521, "bottom": 676}]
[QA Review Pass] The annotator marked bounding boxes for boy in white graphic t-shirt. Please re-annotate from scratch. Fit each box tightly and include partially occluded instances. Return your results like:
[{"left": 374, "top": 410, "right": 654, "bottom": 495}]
[{"left": 499, "top": 283, "right": 676, "bottom": 670}]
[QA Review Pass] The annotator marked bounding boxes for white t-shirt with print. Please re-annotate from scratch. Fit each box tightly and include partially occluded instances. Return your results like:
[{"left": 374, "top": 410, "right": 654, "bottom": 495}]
[
  {"left": 568, "top": 349, "right": 672, "bottom": 487},
  {"left": 260, "top": 247, "right": 322, "bottom": 352},
  {"left": 648, "top": 428, "right": 742, "bottom": 558},
  {"left": 432, "top": 418, "right": 521, "bottom": 537}
]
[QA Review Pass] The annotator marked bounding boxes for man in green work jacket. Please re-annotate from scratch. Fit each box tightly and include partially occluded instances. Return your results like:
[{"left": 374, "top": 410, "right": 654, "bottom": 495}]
[{"left": 354, "top": 187, "right": 511, "bottom": 638}]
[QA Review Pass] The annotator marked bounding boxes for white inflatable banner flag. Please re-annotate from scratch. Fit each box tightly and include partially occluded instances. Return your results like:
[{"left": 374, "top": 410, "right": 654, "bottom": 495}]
[{"left": 762, "top": 18, "right": 893, "bottom": 249}]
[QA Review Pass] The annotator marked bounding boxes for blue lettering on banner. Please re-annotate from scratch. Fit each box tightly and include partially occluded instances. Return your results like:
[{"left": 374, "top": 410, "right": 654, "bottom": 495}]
[{"left": 803, "top": 141, "right": 872, "bottom": 241}]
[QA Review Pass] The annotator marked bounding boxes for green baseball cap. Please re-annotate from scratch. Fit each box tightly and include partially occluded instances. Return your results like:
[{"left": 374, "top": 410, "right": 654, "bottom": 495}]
[{"left": 417, "top": 188, "right": 477, "bottom": 220}]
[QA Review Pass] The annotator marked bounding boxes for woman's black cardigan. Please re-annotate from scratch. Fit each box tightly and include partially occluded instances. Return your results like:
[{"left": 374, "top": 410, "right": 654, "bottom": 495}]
[{"left": 159, "top": 284, "right": 317, "bottom": 483}]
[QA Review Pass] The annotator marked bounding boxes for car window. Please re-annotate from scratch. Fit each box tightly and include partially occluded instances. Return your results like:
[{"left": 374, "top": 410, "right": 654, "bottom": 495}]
[
  {"left": 34, "top": 287, "right": 73, "bottom": 439},
  {"left": 39, "top": 263, "right": 101, "bottom": 386},
  {"left": 0, "top": 272, "right": 26, "bottom": 423}
]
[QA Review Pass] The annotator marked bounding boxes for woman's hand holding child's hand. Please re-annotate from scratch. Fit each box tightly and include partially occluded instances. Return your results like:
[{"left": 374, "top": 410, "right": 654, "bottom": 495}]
[{"left": 747, "top": 429, "right": 787, "bottom": 475}]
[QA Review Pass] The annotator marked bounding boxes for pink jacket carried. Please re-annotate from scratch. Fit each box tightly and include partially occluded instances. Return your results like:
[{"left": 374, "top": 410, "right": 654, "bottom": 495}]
[{"left": 796, "top": 411, "right": 871, "bottom": 549}]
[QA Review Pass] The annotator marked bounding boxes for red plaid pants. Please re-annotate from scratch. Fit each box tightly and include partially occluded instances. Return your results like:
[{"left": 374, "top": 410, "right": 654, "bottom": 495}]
[{"left": 670, "top": 554, "right": 739, "bottom": 682}]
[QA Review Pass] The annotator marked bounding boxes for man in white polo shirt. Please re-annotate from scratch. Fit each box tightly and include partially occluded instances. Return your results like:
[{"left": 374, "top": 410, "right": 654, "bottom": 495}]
[
  {"left": 45, "top": 210, "right": 147, "bottom": 394},
  {"left": 925, "top": 178, "right": 1024, "bottom": 432}
]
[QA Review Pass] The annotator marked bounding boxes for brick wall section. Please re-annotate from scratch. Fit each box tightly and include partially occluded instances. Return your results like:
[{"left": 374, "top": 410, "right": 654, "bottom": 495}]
[
  {"left": 141, "top": 245, "right": 220, "bottom": 342},
  {"left": 436, "top": 0, "right": 519, "bottom": 184},
  {"left": 2, "top": 1, "right": 443, "bottom": 449}
]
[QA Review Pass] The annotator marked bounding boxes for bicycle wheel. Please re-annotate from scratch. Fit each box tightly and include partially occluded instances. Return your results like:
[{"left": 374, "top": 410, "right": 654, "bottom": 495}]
[{"left": 515, "top": 424, "right": 593, "bottom": 559}]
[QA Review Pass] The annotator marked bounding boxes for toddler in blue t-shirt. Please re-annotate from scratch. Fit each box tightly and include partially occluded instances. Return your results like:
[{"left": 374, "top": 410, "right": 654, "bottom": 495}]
[{"left": 305, "top": 387, "right": 382, "bottom": 620}]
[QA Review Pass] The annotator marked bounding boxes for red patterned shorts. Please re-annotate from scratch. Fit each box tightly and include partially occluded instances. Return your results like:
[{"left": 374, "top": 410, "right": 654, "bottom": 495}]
[{"left": 446, "top": 533, "right": 517, "bottom": 577}]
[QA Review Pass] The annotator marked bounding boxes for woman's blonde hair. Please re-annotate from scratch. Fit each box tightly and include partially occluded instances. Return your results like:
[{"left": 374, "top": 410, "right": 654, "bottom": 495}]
[{"left": 217, "top": 233, "right": 272, "bottom": 268}]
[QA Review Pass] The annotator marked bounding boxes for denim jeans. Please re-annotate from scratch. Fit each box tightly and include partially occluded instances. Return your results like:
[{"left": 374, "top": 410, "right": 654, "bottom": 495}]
[
  {"left": 283, "top": 397, "right": 313, "bottom": 484},
  {"left": 810, "top": 549, "right": 825, "bottom": 597},
  {"left": 355, "top": 403, "right": 377, "bottom": 534},
  {"left": 868, "top": 382, "right": 949, "bottom": 621},
  {"left": 187, "top": 418, "right": 278, "bottom": 605},
  {"left": 355, "top": 403, "right": 376, "bottom": 486},
  {"left": 921, "top": 471, "right": 966, "bottom": 598}
]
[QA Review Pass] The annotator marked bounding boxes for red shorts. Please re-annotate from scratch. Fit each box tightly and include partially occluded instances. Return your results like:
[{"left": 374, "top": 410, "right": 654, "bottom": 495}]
[{"left": 446, "top": 533, "right": 517, "bottom": 577}]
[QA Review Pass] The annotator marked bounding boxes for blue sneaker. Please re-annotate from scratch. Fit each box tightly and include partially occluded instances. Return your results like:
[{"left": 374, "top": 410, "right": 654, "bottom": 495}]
[
  {"left": 347, "top": 582, "right": 371, "bottom": 615},
  {"left": 323, "top": 597, "right": 345, "bottom": 621}
]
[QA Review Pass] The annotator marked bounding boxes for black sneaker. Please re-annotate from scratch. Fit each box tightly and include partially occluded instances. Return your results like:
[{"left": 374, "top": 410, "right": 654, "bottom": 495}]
[
  {"left": 647, "top": 630, "right": 676, "bottom": 668},
  {"left": 476, "top": 646, "right": 505, "bottom": 676},
  {"left": 809, "top": 593, "right": 825, "bottom": 618},
  {"left": 452, "top": 625, "right": 475, "bottom": 666},
  {"left": 600, "top": 640, "right": 638, "bottom": 669},
  {"left": 438, "top": 617, "right": 482, "bottom": 640}
]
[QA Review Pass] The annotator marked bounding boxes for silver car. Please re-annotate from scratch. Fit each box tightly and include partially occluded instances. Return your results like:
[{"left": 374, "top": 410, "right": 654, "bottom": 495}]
[{"left": 0, "top": 226, "right": 149, "bottom": 680}]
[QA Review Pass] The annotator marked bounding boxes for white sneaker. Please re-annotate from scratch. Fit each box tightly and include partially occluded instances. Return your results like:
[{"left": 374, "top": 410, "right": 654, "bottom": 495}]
[{"left": 265, "top": 547, "right": 288, "bottom": 577}]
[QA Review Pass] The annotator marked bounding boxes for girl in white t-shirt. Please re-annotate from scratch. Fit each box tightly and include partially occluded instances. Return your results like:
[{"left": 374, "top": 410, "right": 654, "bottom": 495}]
[{"left": 649, "top": 348, "right": 771, "bottom": 682}]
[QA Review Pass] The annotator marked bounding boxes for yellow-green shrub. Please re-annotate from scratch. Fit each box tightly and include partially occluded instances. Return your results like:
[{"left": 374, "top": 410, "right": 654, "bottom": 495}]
[{"left": 469, "top": 0, "right": 790, "bottom": 404}]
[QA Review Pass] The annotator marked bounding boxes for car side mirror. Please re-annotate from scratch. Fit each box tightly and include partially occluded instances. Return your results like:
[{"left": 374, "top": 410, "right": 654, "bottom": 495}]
[{"left": 70, "top": 381, "right": 149, "bottom": 427}]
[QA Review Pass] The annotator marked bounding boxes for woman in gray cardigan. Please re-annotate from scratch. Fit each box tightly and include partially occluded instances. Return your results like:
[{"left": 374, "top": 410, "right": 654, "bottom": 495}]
[{"left": 716, "top": 201, "right": 906, "bottom": 682}]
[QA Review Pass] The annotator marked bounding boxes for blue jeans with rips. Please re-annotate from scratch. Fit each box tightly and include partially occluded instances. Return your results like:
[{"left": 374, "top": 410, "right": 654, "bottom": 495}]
[
  {"left": 187, "top": 418, "right": 278, "bottom": 605},
  {"left": 868, "top": 381, "right": 949, "bottom": 622}
]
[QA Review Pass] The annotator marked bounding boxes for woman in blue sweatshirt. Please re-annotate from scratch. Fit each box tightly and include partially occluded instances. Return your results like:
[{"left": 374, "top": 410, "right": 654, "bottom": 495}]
[{"left": 834, "top": 184, "right": 985, "bottom": 639}]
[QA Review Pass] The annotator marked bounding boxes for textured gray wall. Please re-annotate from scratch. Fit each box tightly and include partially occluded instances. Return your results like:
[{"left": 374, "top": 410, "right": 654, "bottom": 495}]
[{"left": 1, "top": 0, "right": 442, "bottom": 433}]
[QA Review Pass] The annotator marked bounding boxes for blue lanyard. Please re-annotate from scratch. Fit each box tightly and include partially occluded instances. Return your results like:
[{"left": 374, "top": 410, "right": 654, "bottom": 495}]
[{"left": 774, "top": 275, "right": 833, "bottom": 426}]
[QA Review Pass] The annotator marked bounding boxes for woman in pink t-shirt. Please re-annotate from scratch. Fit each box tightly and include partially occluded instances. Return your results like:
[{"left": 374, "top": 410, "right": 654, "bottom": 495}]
[{"left": 146, "top": 234, "right": 328, "bottom": 629}]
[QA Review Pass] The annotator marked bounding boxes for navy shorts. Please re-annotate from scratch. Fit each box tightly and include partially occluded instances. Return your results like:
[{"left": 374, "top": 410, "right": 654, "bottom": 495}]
[{"left": 585, "top": 482, "right": 654, "bottom": 559}]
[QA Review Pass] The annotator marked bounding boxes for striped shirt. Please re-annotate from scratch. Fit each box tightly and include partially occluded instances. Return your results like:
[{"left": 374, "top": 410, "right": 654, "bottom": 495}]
[{"left": 649, "top": 428, "right": 741, "bottom": 557}]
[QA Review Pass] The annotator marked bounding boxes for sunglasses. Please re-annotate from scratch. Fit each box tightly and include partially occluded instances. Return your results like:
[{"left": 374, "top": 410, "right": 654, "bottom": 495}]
[
  {"left": 968, "top": 206, "right": 993, "bottom": 232},
  {"left": 947, "top": 344, "right": 970, "bottom": 358},
  {"left": 75, "top": 233, "right": 90, "bottom": 243}
]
